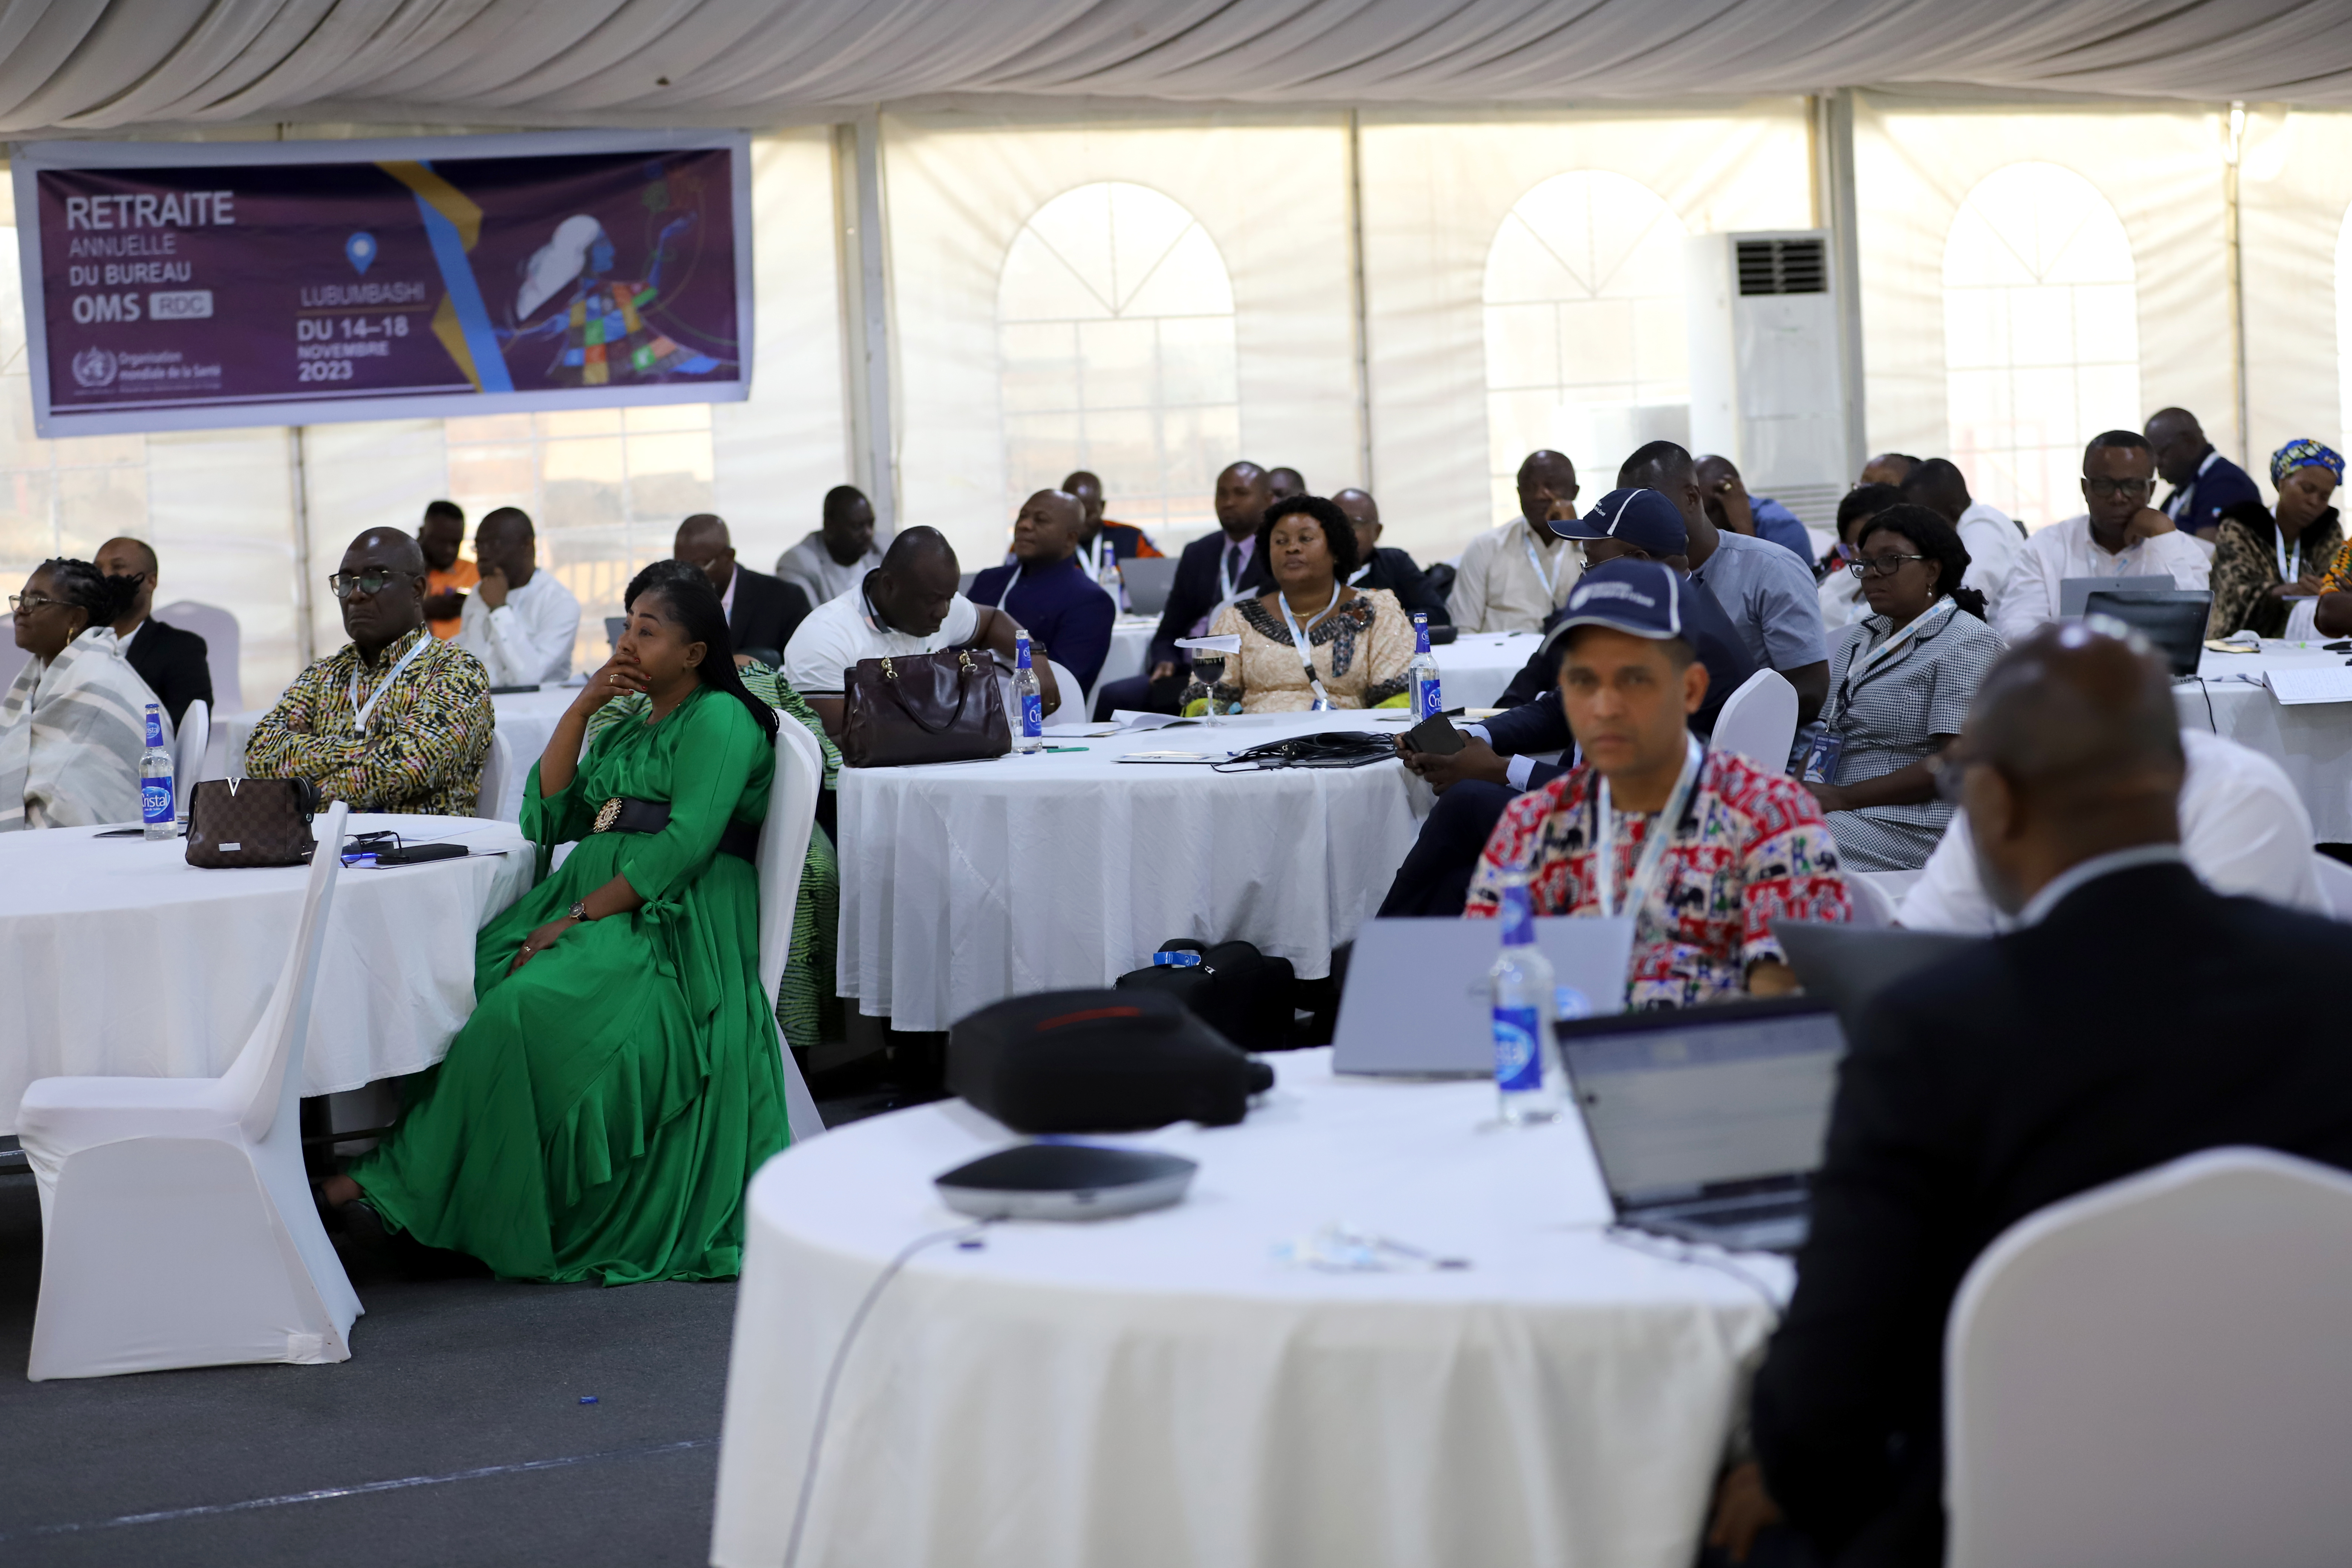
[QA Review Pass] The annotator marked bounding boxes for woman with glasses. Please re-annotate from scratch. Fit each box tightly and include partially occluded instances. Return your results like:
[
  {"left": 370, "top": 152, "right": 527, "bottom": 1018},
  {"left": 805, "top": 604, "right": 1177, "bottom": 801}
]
[
  {"left": 320, "top": 564, "right": 790, "bottom": 1285},
  {"left": 1204, "top": 495, "right": 1414, "bottom": 714},
  {"left": 1800, "top": 505, "right": 2004, "bottom": 872},
  {"left": 0, "top": 559, "right": 167, "bottom": 830},
  {"left": 2209, "top": 439, "right": 2343, "bottom": 639}
]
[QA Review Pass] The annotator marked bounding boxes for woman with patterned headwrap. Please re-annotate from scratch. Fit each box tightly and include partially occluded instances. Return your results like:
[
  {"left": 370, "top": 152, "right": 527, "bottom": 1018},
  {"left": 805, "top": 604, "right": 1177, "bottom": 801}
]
[{"left": 2207, "top": 438, "right": 2343, "bottom": 639}]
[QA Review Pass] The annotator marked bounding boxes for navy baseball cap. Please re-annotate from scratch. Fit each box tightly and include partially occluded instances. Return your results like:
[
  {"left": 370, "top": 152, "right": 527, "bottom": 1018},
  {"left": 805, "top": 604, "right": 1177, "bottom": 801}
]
[
  {"left": 1553, "top": 557, "right": 1701, "bottom": 643},
  {"left": 1550, "top": 486, "right": 1689, "bottom": 554}
]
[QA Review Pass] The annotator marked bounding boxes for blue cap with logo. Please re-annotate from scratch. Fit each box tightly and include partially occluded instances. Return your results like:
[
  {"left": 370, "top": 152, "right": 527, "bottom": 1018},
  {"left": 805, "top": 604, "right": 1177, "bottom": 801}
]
[
  {"left": 1549, "top": 486, "right": 1689, "bottom": 555},
  {"left": 1553, "top": 557, "right": 1701, "bottom": 643}
]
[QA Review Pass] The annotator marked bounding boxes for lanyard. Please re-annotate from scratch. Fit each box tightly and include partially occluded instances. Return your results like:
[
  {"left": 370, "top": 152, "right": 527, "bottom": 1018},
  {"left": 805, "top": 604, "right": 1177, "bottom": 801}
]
[
  {"left": 1522, "top": 526, "right": 1568, "bottom": 603},
  {"left": 1279, "top": 583, "right": 1342, "bottom": 709},
  {"left": 1087, "top": 533, "right": 1115, "bottom": 581},
  {"left": 347, "top": 633, "right": 432, "bottom": 734},
  {"left": 1828, "top": 597, "right": 1955, "bottom": 725},
  {"left": 2277, "top": 528, "right": 2305, "bottom": 584},
  {"left": 1592, "top": 736, "right": 1703, "bottom": 922}
]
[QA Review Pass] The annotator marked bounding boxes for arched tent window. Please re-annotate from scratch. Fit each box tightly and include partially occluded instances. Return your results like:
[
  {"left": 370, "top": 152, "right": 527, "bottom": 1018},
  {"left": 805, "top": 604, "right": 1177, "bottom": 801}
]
[
  {"left": 1943, "top": 162, "right": 2141, "bottom": 530},
  {"left": 1483, "top": 171, "right": 1690, "bottom": 524},
  {"left": 2337, "top": 199, "right": 2352, "bottom": 458},
  {"left": 997, "top": 181, "right": 1238, "bottom": 537}
]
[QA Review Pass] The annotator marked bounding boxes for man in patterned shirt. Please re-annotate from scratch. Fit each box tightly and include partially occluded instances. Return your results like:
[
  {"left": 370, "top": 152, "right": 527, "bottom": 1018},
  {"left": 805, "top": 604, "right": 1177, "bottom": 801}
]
[
  {"left": 1464, "top": 559, "right": 1851, "bottom": 1008},
  {"left": 245, "top": 528, "right": 494, "bottom": 815}
]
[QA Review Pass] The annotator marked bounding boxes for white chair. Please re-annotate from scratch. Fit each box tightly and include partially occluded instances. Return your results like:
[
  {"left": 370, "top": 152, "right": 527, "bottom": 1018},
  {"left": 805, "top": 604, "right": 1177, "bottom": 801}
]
[
  {"left": 173, "top": 697, "right": 211, "bottom": 816},
  {"left": 2309, "top": 851, "right": 2352, "bottom": 920},
  {"left": 1853, "top": 866, "right": 1922, "bottom": 909},
  {"left": 1707, "top": 668, "right": 1799, "bottom": 773},
  {"left": 1947, "top": 1147, "right": 2352, "bottom": 1568},
  {"left": 757, "top": 719, "right": 828, "bottom": 1145},
  {"left": 1046, "top": 658, "right": 1087, "bottom": 727},
  {"left": 18, "top": 802, "right": 360, "bottom": 1380},
  {"left": 1844, "top": 873, "right": 1896, "bottom": 928},
  {"left": 155, "top": 600, "right": 242, "bottom": 714},
  {"left": 474, "top": 727, "right": 515, "bottom": 820}
]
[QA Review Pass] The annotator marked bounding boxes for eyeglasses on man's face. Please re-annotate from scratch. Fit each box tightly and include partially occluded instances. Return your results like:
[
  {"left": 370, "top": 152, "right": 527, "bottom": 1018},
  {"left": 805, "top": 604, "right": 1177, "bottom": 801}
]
[
  {"left": 328, "top": 568, "right": 411, "bottom": 601},
  {"left": 1847, "top": 552, "right": 1929, "bottom": 579},
  {"left": 2083, "top": 476, "right": 2155, "bottom": 501},
  {"left": 7, "top": 592, "right": 64, "bottom": 615}
]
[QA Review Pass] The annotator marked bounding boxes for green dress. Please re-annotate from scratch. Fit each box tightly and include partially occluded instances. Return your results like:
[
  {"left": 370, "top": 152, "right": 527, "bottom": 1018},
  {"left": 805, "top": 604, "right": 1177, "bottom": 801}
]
[{"left": 351, "top": 684, "right": 790, "bottom": 1284}]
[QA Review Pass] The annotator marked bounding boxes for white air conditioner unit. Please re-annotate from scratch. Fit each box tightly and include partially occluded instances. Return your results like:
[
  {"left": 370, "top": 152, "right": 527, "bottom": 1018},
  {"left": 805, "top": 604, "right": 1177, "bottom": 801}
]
[{"left": 1685, "top": 231, "right": 1849, "bottom": 528}]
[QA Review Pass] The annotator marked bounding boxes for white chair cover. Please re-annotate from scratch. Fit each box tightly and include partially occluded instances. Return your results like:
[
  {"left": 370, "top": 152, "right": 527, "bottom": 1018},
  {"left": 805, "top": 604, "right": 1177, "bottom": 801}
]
[
  {"left": 1046, "top": 658, "right": 1087, "bottom": 728},
  {"left": 2308, "top": 851, "right": 2352, "bottom": 920},
  {"left": 1706, "top": 669, "right": 1799, "bottom": 773},
  {"left": 758, "top": 719, "right": 827, "bottom": 1144},
  {"left": 155, "top": 600, "right": 242, "bottom": 714},
  {"left": 474, "top": 727, "right": 514, "bottom": 820},
  {"left": 173, "top": 697, "right": 211, "bottom": 816},
  {"left": 1843, "top": 873, "right": 1897, "bottom": 928},
  {"left": 17, "top": 802, "right": 361, "bottom": 1380},
  {"left": 1947, "top": 1147, "right": 2352, "bottom": 1568}
]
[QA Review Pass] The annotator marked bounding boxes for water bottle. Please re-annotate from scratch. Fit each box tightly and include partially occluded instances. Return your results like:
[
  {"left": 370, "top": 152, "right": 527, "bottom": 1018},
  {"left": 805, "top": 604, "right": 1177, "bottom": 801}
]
[
  {"left": 1489, "top": 868, "right": 1561, "bottom": 1124},
  {"left": 1409, "top": 612, "right": 1442, "bottom": 721},
  {"left": 139, "top": 702, "right": 175, "bottom": 840},
  {"left": 1013, "top": 628, "right": 1043, "bottom": 753}
]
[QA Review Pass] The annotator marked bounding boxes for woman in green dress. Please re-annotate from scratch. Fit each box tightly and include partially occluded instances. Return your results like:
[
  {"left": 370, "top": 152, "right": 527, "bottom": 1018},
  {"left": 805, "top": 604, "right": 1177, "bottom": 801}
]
[{"left": 321, "top": 567, "right": 790, "bottom": 1284}]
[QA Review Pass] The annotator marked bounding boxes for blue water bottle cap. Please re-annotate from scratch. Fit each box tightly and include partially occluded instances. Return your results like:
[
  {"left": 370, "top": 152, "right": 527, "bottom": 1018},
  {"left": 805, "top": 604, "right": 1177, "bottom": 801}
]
[{"left": 1152, "top": 949, "right": 1203, "bottom": 968}]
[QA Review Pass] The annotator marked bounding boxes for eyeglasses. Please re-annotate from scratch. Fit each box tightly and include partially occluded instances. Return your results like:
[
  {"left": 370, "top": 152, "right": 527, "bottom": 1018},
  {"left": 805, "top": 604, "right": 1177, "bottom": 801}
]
[
  {"left": 327, "top": 568, "right": 411, "bottom": 601},
  {"left": 7, "top": 593, "right": 63, "bottom": 614},
  {"left": 1571, "top": 542, "right": 1651, "bottom": 570},
  {"left": 1847, "top": 552, "right": 1929, "bottom": 578},
  {"left": 2084, "top": 477, "right": 2156, "bottom": 501}
]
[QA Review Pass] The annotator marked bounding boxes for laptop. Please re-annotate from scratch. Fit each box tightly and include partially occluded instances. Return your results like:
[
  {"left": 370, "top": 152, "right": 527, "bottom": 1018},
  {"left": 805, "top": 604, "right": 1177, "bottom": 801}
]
[
  {"left": 1774, "top": 919, "right": 1983, "bottom": 1042},
  {"left": 1558, "top": 996, "right": 1846, "bottom": 1254},
  {"left": 605, "top": 615, "right": 627, "bottom": 651},
  {"left": 1332, "top": 916, "right": 1636, "bottom": 1076},
  {"left": 2060, "top": 573, "right": 2174, "bottom": 617},
  {"left": 2083, "top": 589, "right": 2212, "bottom": 677},
  {"left": 1119, "top": 556, "right": 1180, "bottom": 617}
]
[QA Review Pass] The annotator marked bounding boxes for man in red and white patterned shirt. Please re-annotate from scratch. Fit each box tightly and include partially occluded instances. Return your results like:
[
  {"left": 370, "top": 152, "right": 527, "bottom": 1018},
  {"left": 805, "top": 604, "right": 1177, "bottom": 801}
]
[{"left": 1464, "top": 558, "right": 1850, "bottom": 1008}]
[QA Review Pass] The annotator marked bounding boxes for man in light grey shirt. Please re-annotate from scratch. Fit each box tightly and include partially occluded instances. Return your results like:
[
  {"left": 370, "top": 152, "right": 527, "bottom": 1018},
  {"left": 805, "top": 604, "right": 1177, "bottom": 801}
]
[{"left": 775, "top": 485, "right": 884, "bottom": 609}]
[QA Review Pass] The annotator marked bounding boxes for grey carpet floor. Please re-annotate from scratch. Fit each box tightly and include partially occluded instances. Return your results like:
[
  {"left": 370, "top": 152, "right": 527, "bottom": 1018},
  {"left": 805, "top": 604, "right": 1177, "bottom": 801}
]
[{"left": 0, "top": 1171, "right": 739, "bottom": 1567}]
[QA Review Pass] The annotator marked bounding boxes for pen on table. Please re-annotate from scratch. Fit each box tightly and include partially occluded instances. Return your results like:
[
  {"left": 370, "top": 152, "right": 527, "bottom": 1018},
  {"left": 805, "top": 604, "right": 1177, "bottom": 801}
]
[{"left": 1042, "top": 745, "right": 1089, "bottom": 752}]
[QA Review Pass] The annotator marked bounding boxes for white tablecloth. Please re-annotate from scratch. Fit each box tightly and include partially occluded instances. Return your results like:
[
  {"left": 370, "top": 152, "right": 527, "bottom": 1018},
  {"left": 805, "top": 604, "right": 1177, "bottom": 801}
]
[
  {"left": 2182, "top": 645, "right": 2352, "bottom": 842},
  {"left": 207, "top": 686, "right": 577, "bottom": 823},
  {"left": 838, "top": 710, "right": 1426, "bottom": 1031},
  {"left": 1092, "top": 623, "right": 1537, "bottom": 717},
  {"left": 0, "top": 814, "right": 533, "bottom": 1132},
  {"left": 712, "top": 1048, "right": 1782, "bottom": 1568}
]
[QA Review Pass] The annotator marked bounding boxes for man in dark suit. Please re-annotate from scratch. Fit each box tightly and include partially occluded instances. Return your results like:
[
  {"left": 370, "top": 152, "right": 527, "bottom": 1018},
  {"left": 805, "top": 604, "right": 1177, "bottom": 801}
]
[
  {"left": 1718, "top": 623, "right": 2352, "bottom": 1567},
  {"left": 1377, "top": 488, "right": 1756, "bottom": 916},
  {"left": 1332, "top": 487, "right": 1450, "bottom": 626},
  {"left": 674, "top": 513, "right": 812, "bottom": 666},
  {"left": 1092, "top": 461, "right": 1276, "bottom": 718},
  {"left": 93, "top": 536, "right": 212, "bottom": 728}
]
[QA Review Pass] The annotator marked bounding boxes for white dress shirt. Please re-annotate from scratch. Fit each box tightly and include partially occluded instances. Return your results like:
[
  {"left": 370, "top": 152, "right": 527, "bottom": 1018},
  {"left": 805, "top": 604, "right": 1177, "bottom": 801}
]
[
  {"left": 1897, "top": 728, "right": 2324, "bottom": 933},
  {"left": 1993, "top": 513, "right": 2214, "bottom": 643},
  {"left": 1952, "top": 500, "right": 2022, "bottom": 620},
  {"left": 455, "top": 570, "right": 581, "bottom": 686},
  {"left": 1445, "top": 516, "right": 1579, "bottom": 633}
]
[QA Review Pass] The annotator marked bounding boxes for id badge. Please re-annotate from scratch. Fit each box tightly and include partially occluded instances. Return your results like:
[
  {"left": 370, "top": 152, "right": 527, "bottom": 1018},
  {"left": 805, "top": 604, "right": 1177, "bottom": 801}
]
[{"left": 1801, "top": 729, "right": 1843, "bottom": 785}]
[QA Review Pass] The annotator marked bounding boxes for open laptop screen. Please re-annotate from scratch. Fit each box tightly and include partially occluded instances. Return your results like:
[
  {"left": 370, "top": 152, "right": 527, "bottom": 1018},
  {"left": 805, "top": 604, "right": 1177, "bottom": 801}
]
[{"left": 1558, "top": 999, "right": 1845, "bottom": 1205}]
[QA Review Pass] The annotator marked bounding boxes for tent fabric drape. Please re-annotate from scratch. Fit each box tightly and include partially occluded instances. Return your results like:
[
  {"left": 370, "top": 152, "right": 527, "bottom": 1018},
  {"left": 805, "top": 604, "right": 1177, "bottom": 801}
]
[{"left": 5, "top": 0, "right": 2352, "bottom": 137}]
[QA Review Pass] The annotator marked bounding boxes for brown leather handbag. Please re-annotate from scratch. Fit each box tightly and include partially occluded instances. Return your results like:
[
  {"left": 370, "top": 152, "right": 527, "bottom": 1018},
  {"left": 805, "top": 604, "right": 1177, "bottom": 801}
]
[
  {"left": 185, "top": 777, "right": 321, "bottom": 868},
  {"left": 841, "top": 648, "right": 1010, "bottom": 767}
]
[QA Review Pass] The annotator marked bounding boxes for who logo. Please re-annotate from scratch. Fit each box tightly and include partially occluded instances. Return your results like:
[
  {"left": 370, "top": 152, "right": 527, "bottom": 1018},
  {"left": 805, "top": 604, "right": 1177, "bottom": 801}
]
[{"left": 70, "top": 345, "right": 118, "bottom": 389}]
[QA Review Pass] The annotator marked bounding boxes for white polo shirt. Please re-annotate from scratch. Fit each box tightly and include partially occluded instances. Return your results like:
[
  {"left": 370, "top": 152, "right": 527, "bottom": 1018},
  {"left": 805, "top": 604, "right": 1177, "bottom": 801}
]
[{"left": 782, "top": 584, "right": 981, "bottom": 697}]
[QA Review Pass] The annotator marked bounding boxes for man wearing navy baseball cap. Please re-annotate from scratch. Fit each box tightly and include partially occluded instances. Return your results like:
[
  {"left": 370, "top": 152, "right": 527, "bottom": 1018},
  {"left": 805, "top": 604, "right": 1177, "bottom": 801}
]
[{"left": 1458, "top": 556, "right": 1852, "bottom": 1008}]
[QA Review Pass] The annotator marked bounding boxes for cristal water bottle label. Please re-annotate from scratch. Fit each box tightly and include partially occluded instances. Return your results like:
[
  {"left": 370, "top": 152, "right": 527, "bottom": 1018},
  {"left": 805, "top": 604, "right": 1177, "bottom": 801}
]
[
  {"left": 141, "top": 779, "right": 174, "bottom": 825},
  {"left": 1020, "top": 691, "right": 1043, "bottom": 737},
  {"left": 1414, "top": 672, "right": 1442, "bottom": 720},
  {"left": 1491, "top": 1005, "right": 1542, "bottom": 1092}
]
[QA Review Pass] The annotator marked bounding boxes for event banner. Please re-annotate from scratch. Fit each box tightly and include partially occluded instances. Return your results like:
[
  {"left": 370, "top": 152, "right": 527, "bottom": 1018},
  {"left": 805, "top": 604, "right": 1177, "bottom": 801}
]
[{"left": 11, "top": 130, "right": 752, "bottom": 436}]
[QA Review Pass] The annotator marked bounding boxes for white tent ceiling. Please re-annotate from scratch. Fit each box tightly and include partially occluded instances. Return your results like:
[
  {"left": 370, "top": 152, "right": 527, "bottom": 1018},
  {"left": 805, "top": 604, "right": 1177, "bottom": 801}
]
[{"left": 3, "top": 0, "right": 2351, "bottom": 136}]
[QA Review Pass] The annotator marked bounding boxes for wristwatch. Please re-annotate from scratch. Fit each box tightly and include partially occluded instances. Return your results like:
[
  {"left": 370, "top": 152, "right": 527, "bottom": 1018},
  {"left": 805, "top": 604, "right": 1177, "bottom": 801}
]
[{"left": 570, "top": 899, "right": 593, "bottom": 922}]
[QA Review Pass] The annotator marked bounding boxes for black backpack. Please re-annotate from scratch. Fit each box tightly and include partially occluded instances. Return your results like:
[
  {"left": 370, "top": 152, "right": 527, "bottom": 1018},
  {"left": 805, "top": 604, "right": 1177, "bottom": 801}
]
[{"left": 1114, "top": 939, "right": 1296, "bottom": 1054}]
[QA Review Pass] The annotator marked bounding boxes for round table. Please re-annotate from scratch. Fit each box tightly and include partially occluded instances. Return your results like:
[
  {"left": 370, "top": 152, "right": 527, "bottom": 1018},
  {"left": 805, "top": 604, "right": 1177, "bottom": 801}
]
[
  {"left": 2181, "top": 645, "right": 2352, "bottom": 842},
  {"left": 208, "top": 685, "right": 579, "bottom": 823},
  {"left": 711, "top": 1048, "right": 1783, "bottom": 1568},
  {"left": 837, "top": 710, "right": 1427, "bottom": 1031},
  {"left": 1092, "top": 624, "right": 1539, "bottom": 718},
  {"left": 0, "top": 814, "right": 533, "bottom": 1132}
]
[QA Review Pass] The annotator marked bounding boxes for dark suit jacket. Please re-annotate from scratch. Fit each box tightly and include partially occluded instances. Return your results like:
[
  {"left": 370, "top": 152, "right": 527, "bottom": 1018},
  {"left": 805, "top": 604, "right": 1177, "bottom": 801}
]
[
  {"left": 969, "top": 557, "right": 1117, "bottom": 691},
  {"left": 728, "top": 565, "right": 812, "bottom": 663},
  {"left": 124, "top": 616, "right": 213, "bottom": 729},
  {"left": 1149, "top": 529, "right": 1276, "bottom": 669},
  {"left": 1753, "top": 863, "right": 2352, "bottom": 1566},
  {"left": 1358, "top": 546, "right": 1450, "bottom": 626},
  {"left": 2163, "top": 450, "right": 2263, "bottom": 536}
]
